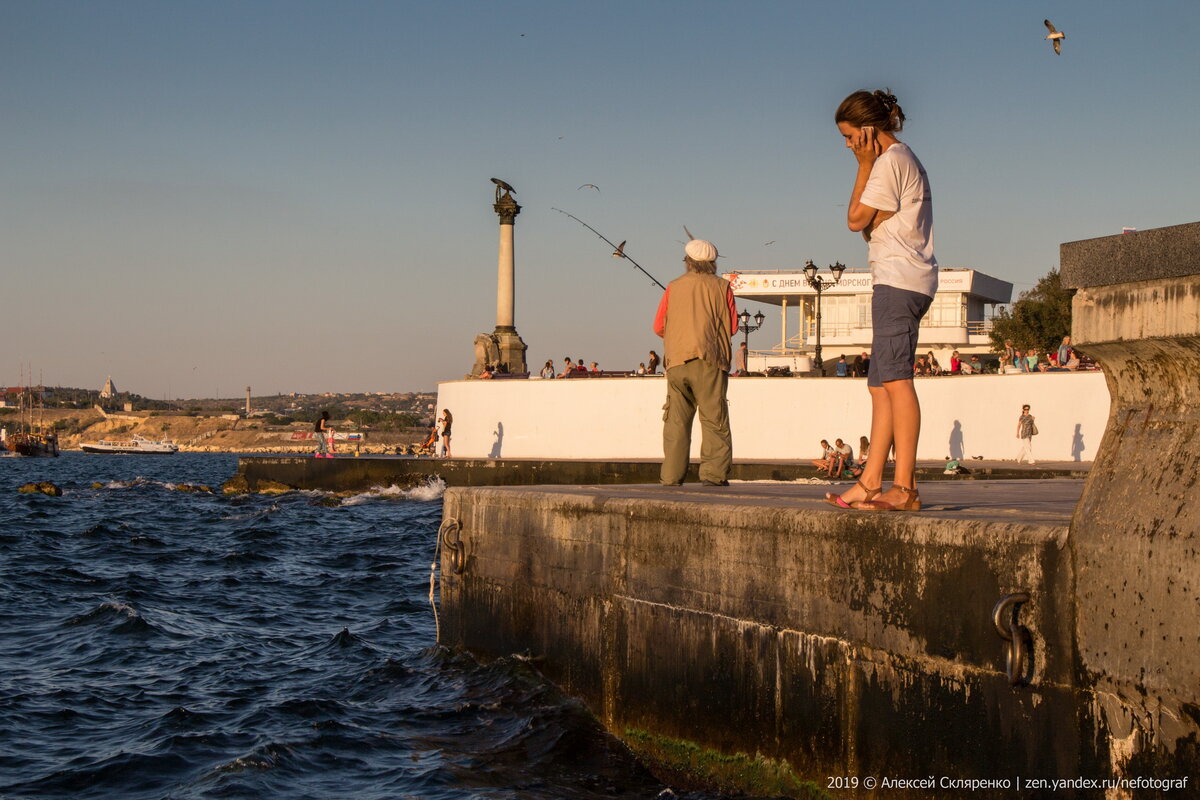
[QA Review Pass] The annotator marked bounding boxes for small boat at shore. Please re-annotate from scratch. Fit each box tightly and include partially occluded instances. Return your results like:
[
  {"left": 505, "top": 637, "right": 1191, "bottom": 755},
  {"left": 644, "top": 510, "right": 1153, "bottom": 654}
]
[
  {"left": 81, "top": 435, "right": 179, "bottom": 455},
  {"left": 3, "top": 371, "right": 60, "bottom": 457},
  {"left": 3, "top": 431, "right": 60, "bottom": 458}
]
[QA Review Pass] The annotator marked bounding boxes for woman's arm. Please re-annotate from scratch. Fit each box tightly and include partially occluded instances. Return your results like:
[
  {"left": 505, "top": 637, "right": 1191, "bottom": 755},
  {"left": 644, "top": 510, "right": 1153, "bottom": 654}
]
[{"left": 846, "top": 128, "right": 896, "bottom": 237}]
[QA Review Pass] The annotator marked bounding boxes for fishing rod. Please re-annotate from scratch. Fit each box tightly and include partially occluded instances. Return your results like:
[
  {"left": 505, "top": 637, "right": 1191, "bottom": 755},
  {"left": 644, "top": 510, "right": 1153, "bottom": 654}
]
[{"left": 551, "top": 207, "right": 666, "bottom": 291}]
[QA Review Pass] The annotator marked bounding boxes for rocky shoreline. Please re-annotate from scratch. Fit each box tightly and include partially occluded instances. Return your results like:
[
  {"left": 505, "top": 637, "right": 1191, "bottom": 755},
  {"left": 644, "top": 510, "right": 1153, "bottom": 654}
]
[{"left": 5, "top": 409, "right": 422, "bottom": 455}]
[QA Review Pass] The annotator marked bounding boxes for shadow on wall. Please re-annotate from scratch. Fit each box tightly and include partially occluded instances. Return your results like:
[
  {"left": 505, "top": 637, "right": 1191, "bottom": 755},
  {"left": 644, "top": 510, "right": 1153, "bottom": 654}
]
[
  {"left": 949, "top": 420, "right": 965, "bottom": 461},
  {"left": 1072, "top": 423, "right": 1085, "bottom": 462},
  {"left": 489, "top": 421, "right": 504, "bottom": 459}
]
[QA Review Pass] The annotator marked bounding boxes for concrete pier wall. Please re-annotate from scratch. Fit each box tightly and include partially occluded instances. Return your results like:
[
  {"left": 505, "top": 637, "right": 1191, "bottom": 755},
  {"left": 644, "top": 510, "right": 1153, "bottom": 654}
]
[
  {"left": 440, "top": 485, "right": 1090, "bottom": 797},
  {"left": 1062, "top": 222, "right": 1200, "bottom": 781},
  {"left": 436, "top": 372, "right": 1108, "bottom": 463}
]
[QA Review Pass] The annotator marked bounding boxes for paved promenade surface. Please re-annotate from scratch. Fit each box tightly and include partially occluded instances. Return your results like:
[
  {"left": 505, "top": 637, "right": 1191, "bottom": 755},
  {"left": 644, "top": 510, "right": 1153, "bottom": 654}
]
[{"left": 493, "top": 478, "right": 1085, "bottom": 528}]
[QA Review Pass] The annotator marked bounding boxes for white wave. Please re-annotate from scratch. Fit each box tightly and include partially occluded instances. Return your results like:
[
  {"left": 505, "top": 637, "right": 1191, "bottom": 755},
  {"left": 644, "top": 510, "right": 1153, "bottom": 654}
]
[{"left": 340, "top": 477, "right": 447, "bottom": 506}]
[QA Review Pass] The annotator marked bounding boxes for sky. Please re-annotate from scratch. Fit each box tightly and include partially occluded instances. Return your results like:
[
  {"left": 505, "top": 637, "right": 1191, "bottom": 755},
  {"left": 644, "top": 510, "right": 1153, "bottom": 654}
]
[{"left": 3, "top": 1, "right": 1197, "bottom": 398}]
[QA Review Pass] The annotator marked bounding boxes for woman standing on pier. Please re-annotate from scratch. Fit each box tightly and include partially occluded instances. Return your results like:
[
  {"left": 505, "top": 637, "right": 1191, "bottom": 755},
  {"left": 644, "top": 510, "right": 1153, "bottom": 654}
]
[
  {"left": 827, "top": 89, "right": 937, "bottom": 512},
  {"left": 438, "top": 408, "right": 453, "bottom": 459},
  {"left": 314, "top": 411, "right": 332, "bottom": 458}
]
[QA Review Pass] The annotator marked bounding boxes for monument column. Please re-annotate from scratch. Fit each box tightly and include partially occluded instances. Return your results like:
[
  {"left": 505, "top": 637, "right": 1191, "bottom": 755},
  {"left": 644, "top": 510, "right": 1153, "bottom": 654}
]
[{"left": 490, "top": 180, "right": 527, "bottom": 374}]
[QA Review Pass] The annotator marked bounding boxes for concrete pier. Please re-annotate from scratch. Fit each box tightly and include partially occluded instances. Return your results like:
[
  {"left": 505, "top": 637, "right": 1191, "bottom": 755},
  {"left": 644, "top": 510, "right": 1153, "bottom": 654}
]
[
  {"left": 438, "top": 222, "right": 1200, "bottom": 797},
  {"left": 440, "top": 481, "right": 1086, "bottom": 797}
]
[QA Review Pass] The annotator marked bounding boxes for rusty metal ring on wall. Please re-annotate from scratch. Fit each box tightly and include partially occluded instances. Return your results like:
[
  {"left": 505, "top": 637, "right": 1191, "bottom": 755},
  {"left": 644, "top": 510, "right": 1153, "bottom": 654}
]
[
  {"left": 439, "top": 518, "right": 466, "bottom": 575},
  {"left": 992, "top": 591, "right": 1032, "bottom": 686}
]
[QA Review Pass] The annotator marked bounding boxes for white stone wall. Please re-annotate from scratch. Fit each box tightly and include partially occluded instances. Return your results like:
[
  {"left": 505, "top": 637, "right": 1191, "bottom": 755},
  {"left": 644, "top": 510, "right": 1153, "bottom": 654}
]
[{"left": 436, "top": 371, "right": 1109, "bottom": 463}]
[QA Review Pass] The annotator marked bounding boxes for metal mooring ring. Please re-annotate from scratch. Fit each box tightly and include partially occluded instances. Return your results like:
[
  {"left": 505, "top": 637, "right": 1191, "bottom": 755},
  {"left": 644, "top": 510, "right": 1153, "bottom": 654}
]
[
  {"left": 439, "top": 518, "right": 466, "bottom": 574},
  {"left": 992, "top": 591, "right": 1032, "bottom": 686}
]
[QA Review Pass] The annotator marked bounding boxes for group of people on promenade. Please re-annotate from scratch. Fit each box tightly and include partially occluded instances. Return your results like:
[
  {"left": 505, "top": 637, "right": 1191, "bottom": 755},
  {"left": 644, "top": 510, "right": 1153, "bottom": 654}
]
[
  {"left": 811, "top": 436, "right": 873, "bottom": 479},
  {"left": 537, "top": 350, "right": 663, "bottom": 379},
  {"left": 654, "top": 88, "right": 933, "bottom": 510},
  {"left": 1000, "top": 337, "right": 1084, "bottom": 373}
]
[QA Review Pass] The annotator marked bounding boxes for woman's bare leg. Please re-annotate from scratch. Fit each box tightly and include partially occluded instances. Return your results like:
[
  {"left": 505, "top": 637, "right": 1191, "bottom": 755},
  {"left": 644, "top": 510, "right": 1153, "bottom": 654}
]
[
  {"left": 876, "top": 378, "right": 920, "bottom": 505},
  {"left": 838, "top": 385, "right": 892, "bottom": 504}
]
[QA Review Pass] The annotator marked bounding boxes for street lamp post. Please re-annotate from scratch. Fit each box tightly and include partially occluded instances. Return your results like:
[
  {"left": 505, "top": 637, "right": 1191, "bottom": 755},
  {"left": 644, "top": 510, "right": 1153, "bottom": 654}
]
[
  {"left": 738, "top": 309, "right": 766, "bottom": 373},
  {"left": 803, "top": 259, "right": 846, "bottom": 375}
]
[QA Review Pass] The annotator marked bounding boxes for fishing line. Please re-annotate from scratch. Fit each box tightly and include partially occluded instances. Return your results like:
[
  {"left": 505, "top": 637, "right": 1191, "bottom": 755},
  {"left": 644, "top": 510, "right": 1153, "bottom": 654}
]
[{"left": 551, "top": 207, "right": 666, "bottom": 290}]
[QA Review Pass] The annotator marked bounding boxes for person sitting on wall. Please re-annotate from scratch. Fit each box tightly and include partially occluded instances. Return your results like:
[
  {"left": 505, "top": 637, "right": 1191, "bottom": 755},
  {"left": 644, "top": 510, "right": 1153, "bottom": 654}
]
[
  {"left": 1058, "top": 336, "right": 1080, "bottom": 370},
  {"left": 647, "top": 350, "right": 660, "bottom": 374},
  {"left": 835, "top": 355, "right": 849, "bottom": 377},
  {"left": 949, "top": 350, "right": 961, "bottom": 374},
  {"left": 811, "top": 439, "right": 835, "bottom": 472},
  {"left": 926, "top": 352, "right": 942, "bottom": 376},
  {"left": 575, "top": 359, "right": 589, "bottom": 373},
  {"left": 540, "top": 360, "right": 556, "bottom": 379},
  {"left": 914, "top": 355, "right": 931, "bottom": 377},
  {"left": 969, "top": 354, "right": 983, "bottom": 374},
  {"left": 590, "top": 362, "right": 600, "bottom": 372},
  {"left": 559, "top": 357, "right": 575, "bottom": 378},
  {"left": 827, "top": 437, "right": 854, "bottom": 478}
]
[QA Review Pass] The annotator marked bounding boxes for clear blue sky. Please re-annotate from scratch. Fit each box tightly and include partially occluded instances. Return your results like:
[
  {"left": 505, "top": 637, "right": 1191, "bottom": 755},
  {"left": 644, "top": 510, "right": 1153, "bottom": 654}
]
[{"left": 3, "top": 1, "right": 1197, "bottom": 397}]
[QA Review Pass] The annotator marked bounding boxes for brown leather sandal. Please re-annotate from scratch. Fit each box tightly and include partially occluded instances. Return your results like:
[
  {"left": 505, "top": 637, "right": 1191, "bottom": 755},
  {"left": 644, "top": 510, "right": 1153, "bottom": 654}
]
[
  {"left": 855, "top": 484, "right": 921, "bottom": 512},
  {"left": 825, "top": 480, "right": 881, "bottom": 509}
]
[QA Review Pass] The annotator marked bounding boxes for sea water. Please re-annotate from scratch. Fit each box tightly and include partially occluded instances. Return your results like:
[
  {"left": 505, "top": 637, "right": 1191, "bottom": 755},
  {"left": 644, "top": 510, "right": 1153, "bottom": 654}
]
[{"left": 0, "top": 453, "right": 735, "bottom": 800}]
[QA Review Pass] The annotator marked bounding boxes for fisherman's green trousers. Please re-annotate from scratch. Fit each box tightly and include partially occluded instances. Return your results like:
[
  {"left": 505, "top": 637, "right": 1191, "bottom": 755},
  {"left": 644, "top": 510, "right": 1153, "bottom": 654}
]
[{"left": 660, "top": 358, "right": 732, "bottom": 485}]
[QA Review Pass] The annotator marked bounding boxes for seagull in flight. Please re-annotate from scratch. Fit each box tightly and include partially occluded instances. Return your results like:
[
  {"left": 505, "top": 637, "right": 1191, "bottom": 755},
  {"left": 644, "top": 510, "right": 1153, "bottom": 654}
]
[
  {"left": 1044, "top": 19, "right": 1065, "bottom": 54},
  {"left": 578, "top": 183, "right": 599, "bottom": 192},
  {"left": 764, "top": 240, "right": 776, "bottom": 246},
  {"left": 612, "top": 240, "right": 626, "bottom": 258}
]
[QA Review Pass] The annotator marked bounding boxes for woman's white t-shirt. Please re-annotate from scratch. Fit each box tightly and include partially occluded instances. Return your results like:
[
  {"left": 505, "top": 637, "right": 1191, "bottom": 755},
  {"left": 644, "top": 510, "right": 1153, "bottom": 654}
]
[{"left": 859, "top": 142, "right": 938, "bottom": 298}]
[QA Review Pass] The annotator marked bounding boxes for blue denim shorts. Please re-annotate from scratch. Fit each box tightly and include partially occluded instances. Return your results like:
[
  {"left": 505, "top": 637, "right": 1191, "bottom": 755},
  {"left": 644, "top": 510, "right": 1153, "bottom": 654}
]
[{"left": 868, "top": 284, "right": 933, "bottom": 387}]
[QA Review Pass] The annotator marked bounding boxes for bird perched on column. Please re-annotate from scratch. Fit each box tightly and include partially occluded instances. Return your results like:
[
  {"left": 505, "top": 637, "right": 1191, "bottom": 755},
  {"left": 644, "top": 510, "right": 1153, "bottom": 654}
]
[{"left": 490, "top": 178, "right": 516, "bottom": 201}]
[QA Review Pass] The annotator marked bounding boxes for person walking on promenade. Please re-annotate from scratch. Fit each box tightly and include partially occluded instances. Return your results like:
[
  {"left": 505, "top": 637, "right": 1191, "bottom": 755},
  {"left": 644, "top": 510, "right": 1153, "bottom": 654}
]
[
  {"left": 827, "top": 89, "right": 937, "bottom": 512},
  {"left": 653, "top": 237, "right": 738, "bottom": 486},
  {"left": 438, "top": 408, "right": 453, "bottom": 458},
  {"left": 647, "top": 350, "right": 660, "bottom": 375},
  {"left": 1016, "top": 404, "right": 1037, "bottom": 464},
  {"left": 313, "top": 410, "right": 332, "bottom": 458},
  {"left": 734, "top": 341, "right": 749, "bottom": 375}
]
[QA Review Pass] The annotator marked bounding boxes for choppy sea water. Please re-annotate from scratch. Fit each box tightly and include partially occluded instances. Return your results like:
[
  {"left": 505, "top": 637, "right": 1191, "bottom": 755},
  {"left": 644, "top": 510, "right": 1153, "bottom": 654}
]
[{"left": 0, "top": 453, "right": 735, "bottom": 800}]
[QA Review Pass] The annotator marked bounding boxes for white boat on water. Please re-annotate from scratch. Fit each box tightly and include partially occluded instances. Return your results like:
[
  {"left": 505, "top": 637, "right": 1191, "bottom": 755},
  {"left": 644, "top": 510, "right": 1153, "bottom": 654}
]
[{"left": 81, "top": 434, "right": 179, "bottom": 455}]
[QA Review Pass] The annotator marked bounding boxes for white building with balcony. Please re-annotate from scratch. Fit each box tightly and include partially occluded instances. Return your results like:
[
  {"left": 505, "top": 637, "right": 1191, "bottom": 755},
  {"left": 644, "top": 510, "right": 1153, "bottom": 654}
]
[{"left": 722, "top": 267, "right": 1013, "bottom": 373}]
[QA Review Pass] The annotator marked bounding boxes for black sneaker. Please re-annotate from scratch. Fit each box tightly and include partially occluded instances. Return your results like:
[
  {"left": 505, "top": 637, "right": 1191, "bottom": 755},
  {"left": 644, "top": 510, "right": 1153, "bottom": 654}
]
[{"left": 701, "top": 480, "right": 730, "bottom": 487}]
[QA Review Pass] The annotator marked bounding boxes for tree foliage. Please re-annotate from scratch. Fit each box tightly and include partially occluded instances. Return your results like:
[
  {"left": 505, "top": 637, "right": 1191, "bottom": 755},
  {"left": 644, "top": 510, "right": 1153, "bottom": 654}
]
[{"left": 988, "top": 269, "right": 1074, "bottom": 355}]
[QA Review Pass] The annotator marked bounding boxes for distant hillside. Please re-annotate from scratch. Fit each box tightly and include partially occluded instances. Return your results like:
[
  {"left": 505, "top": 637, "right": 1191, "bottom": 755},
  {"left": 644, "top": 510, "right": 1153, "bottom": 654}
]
[{"left": 2, "top": 408, "right": 428, "bottom": 454}]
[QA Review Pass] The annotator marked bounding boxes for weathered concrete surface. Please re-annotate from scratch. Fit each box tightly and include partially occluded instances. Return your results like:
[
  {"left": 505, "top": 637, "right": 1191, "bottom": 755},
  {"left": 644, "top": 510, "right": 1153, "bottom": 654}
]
[
  {"left": 440, "top": 482, "right": 1089, "bottom": 798},
  {"left": 1061, "top": 222, "right": 1200, "bottom": 287},
  {"left": 1063, "top": 227, "right": 1200, "bottom": 782},
  {"left": 224, "top": 454, "right": 1089, "bottom": 493}
]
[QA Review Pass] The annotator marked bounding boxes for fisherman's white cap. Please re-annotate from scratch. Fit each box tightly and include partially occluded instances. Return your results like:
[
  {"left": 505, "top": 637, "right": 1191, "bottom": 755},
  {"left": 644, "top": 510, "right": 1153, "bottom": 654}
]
[{"left": 684, "top": 238, "right": 718, "bottom": 262}]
